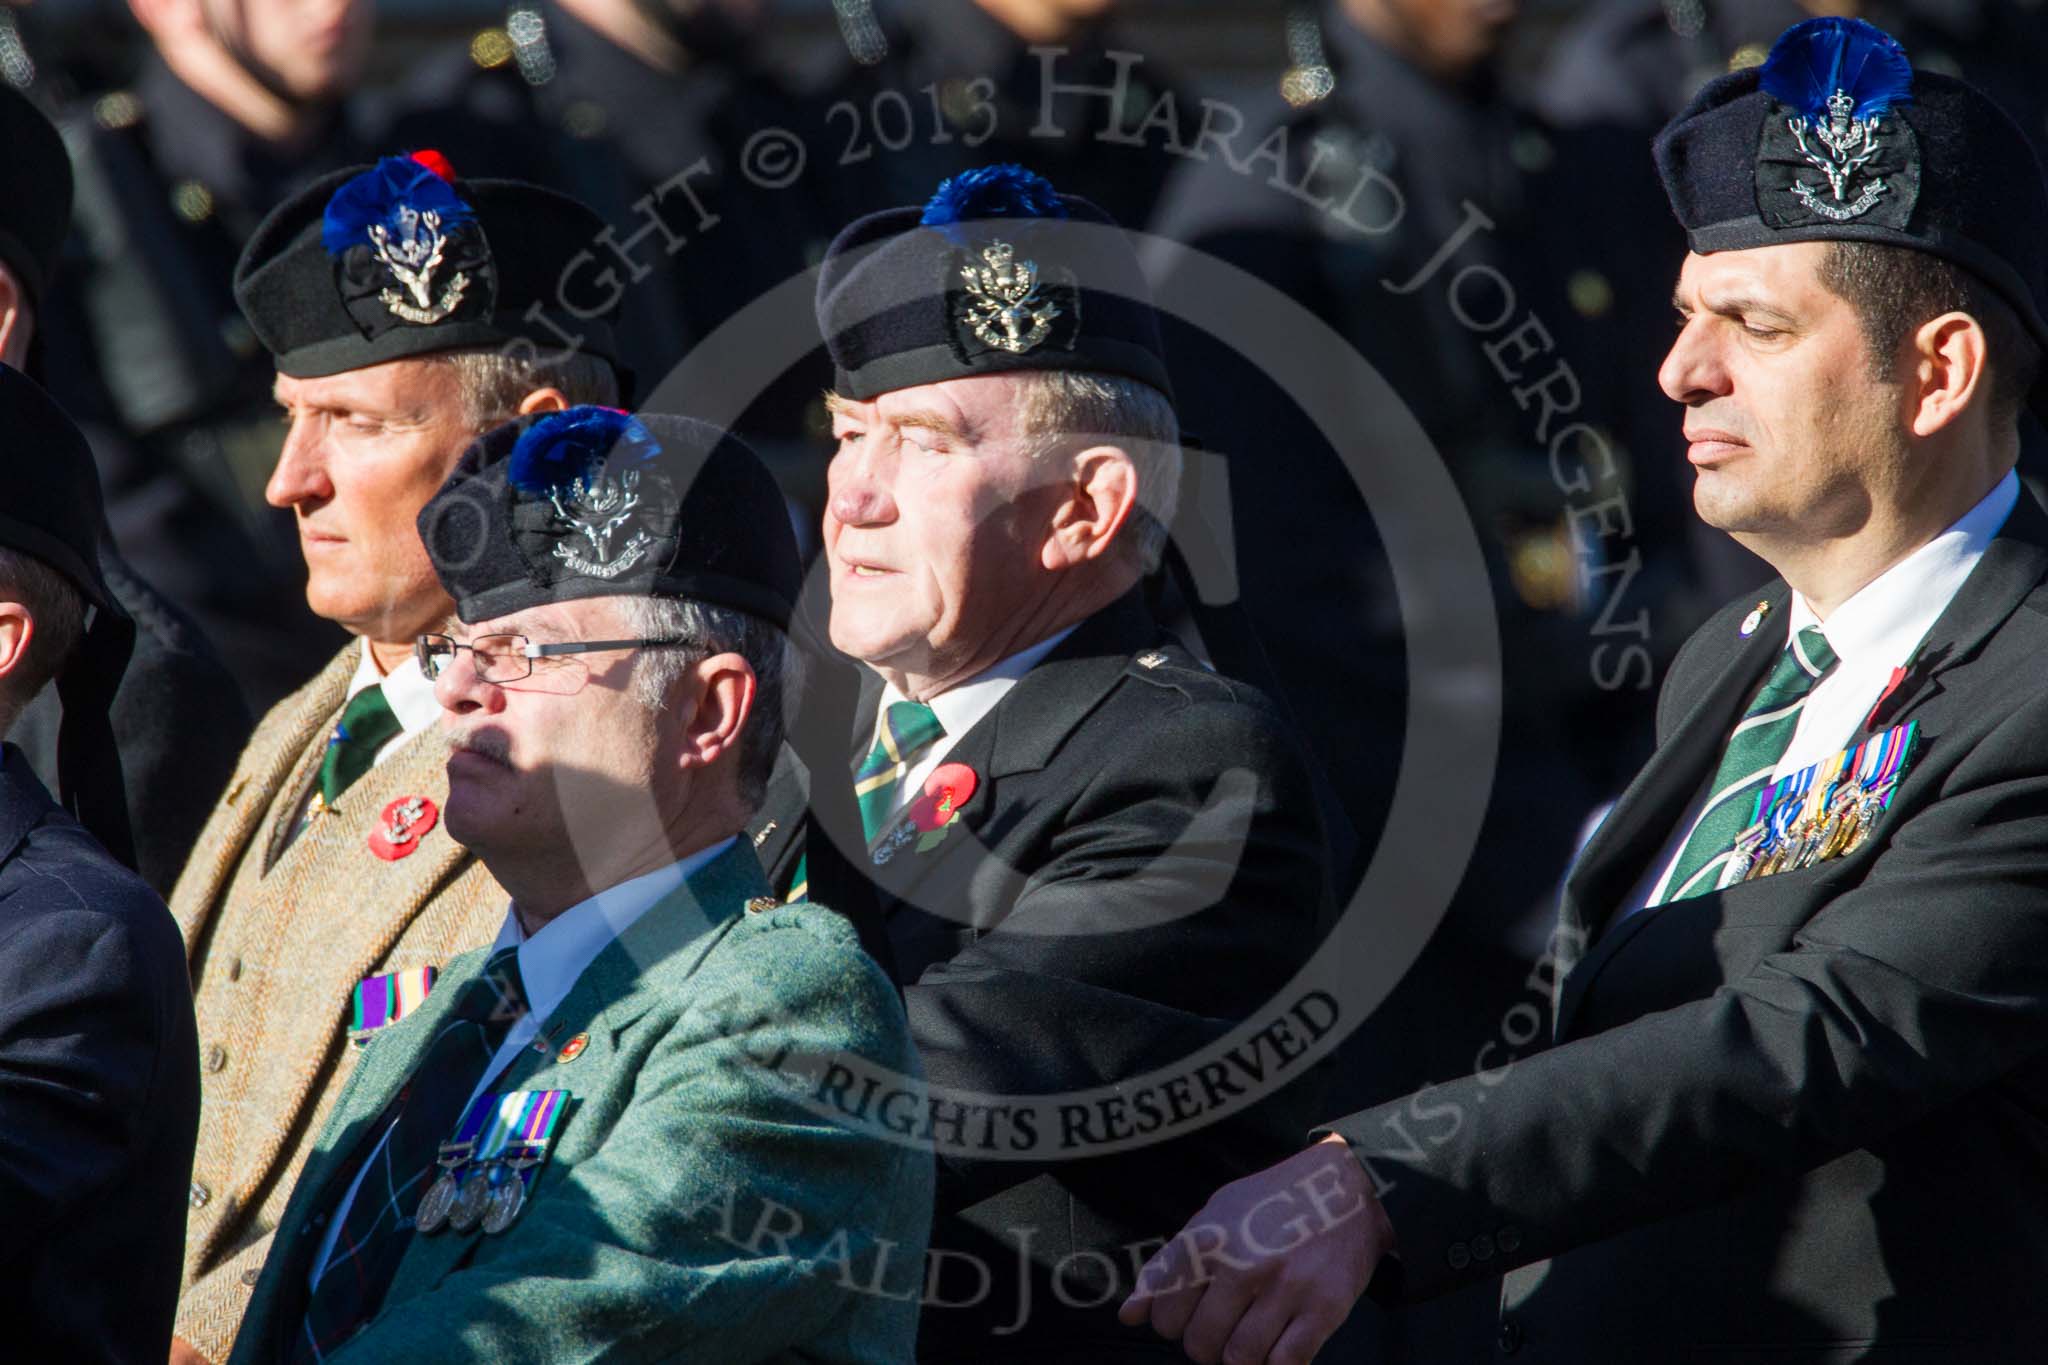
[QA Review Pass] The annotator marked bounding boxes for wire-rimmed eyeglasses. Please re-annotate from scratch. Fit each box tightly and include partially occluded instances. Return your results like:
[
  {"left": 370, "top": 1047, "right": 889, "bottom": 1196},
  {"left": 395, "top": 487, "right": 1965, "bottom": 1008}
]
[{"left": 415, "top": 632, "right": 696, "bottom": 683}]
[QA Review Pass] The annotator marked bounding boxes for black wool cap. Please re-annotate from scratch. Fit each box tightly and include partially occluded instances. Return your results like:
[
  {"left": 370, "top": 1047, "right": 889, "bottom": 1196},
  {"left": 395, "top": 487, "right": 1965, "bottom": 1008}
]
[
  {"left": 0, "top": 87, "right": 72, "bottom": 310},
  {"left": 0, "top": 365, "right": 116, "bottom": 613},
  {"left": 418, "top": 406, "right": 800, "bottom": 630},
  {"left": 1655, "top": 18, "right": 2048, "bottom": 393},
  {"left": 0, "top": 364, "right": 135, "bottom": 865},
  {"left": 816, "top": 164, "right": 1174, "bottom": 403},
  {"left": 235, "top": 151, "right": 625, "bottom": 380}
]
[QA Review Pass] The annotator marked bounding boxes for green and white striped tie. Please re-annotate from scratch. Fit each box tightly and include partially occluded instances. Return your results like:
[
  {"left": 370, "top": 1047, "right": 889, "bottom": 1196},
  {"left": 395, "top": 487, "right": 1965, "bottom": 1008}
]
[
  {"left": 786, "top": 701, "right": 944, "bottom": 903},
  {"left": 1651, "top": 625, "right": 1839, "bottom": 905}
]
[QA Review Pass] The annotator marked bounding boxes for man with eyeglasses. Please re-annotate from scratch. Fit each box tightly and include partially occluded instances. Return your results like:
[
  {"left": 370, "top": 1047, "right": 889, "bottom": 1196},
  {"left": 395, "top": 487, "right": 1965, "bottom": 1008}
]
[
  {"left": 228, "top": 405, "right": 930, "bottom": 1365},
  {"left": 166, "top": 150, "right": 629, "bottom": 1365}
]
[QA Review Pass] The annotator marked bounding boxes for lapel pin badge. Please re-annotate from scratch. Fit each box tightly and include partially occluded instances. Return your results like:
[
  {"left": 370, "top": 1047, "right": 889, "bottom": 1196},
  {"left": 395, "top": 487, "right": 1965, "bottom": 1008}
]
[
  {"left": 1739, "top": 600, "right": 1771, "bottom": 638},
  {"left": 555, "top": 1032, "right": 590, "bottom": 1063}
]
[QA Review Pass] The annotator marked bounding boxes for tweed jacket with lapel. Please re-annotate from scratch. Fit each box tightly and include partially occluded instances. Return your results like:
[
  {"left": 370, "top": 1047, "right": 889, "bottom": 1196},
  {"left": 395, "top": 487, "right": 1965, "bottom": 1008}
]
[
  {"left": 1335, "top": 491, "right": 2048, "bottom": 1361},
  {"left": 170, "top": 643, "right": 504, "bottom": 1363},
  {"left": 229, "top": 842, "right": 931, "bottom": 1365},
  {"left": 753, "top": 591, "right": 1335, "bottom": 1362}
]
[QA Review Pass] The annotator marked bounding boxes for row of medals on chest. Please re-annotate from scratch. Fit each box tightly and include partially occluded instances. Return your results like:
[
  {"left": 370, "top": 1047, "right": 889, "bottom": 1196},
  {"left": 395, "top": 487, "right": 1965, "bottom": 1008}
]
[
  {"left": 415, "top": 1131, "right": 543, "bottom": 1237},
  {"left": 1732, "top": 767, "right": 1893, "bottom": 883}
]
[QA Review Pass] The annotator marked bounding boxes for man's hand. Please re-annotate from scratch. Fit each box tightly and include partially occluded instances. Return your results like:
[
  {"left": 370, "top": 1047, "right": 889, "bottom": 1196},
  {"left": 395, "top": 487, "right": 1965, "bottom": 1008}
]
[
  {"left": 168, "top": 1337, "right": 212, "bottom": 1365},
  {"left": 1118, "top": 1134, "right": 1390, "bottom": 1365}
]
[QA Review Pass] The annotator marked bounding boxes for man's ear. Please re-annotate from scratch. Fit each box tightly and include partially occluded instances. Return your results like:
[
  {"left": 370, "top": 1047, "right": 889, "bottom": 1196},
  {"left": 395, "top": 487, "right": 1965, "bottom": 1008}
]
[
  {"left": 1909, "top": 311, "right": 1991, "bottom": 438},
  {"left": 1041, "top": 445, "right": 1138, "bottom": 572},
  {"left": 673, "top": 653, "right": 757, "bottom": 774},
  {"left": 0, "top": 602, "right": 33, "bottom": 686},
  {"left": 0, "top": 264, "right": 32, "bottom": 371},
  {"left": 516, "top": 387, "right": 572, "bottom": 417}
]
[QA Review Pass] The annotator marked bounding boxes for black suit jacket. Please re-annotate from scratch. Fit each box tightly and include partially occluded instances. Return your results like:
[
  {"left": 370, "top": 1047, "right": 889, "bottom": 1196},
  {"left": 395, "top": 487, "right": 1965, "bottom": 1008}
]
[
  {"left": 1331, "top": 490, "right": 2048, "bottom": 1361},
  {"left": 0, "top": 744, "right": 199, "bottom": 1363},
  {"left": 756, "top": 592, "right": 1334, "bottom": 1361}
]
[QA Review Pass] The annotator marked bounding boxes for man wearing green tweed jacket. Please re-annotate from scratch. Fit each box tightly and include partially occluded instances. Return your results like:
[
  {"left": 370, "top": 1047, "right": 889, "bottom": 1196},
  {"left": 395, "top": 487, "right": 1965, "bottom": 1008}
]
[{"left": 229, "top": 406, "right": 931, "bottom": 1364}]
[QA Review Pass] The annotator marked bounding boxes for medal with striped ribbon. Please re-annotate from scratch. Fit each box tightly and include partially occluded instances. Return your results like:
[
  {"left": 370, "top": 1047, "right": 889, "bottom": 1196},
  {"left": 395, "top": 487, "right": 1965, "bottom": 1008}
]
[
  {"left": 349, "top": 966, "right": 438, "bottom": 1047},
  {"left": 421, "top": 1089, "right": 569, "bottom": 1236}
]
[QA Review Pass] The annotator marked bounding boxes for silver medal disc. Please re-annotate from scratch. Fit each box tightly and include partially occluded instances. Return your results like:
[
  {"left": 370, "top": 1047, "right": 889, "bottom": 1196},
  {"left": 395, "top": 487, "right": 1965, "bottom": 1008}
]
[
  {"left": 415, "top": 1169, "right": 461, "bottom": 1234},
  {"left": 448, "top": 1167, "right": 493, "bottom": 1233},
  {"left": 481, "top": 1174, "right": 528, "bottom": 1235}
]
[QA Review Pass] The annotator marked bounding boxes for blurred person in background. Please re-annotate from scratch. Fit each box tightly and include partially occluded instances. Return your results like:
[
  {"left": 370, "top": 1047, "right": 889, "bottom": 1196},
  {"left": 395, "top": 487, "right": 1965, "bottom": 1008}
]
[
  {"left": 802, "top": 0, "right": 1191, "bottom": 237},
  {"left": 377, "top": 0, "right": 820, "bottom": 471},
  {"left": 38, "top": 0, "right": 380, "bottom": 713}
]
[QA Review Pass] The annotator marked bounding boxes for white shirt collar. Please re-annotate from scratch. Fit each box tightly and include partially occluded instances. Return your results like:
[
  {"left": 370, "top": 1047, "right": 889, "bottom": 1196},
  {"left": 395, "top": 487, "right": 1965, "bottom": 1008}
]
[
  {"left": 881, "top": 625, "right": 1077, "bottom": 744},
  {"left": 489, "top": 836, "right": 738, "bottom": 1024},
  {"left": 1786, "top": 469, "right": 2018, "bottom": 666},
  {"left": 347, "top": 637, "right": 443, "bottom": 738}
]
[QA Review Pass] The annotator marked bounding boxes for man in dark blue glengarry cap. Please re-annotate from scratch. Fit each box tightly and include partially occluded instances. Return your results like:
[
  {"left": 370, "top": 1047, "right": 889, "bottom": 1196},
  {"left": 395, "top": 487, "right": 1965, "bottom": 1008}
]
[
  {"left": 1128, "top": 18, "right": 2048, "bottom": 1365},
  {"left": 0, "top": 362, "right": 200, "bottom": 1364},
  {"left": 753, "top": 163, "right": 1336, "bottom": 1363},
  {"left": 229, "top": 406, "right": 927, "bottom": 1365}
]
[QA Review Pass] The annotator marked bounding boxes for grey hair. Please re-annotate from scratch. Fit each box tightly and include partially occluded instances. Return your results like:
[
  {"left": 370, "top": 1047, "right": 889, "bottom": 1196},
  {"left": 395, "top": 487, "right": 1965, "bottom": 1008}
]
[
  {"left": 1015, "top": 370, "right": 1182, "bottom": 571},
  {"left": 0, "top": 548, "right": 85, "bottom": 737},
  {"left": 612, "top": 595, "right": 802, "bottom": 810},
  {"left": 437, "top": 347, "right": 622, "bottom": 431}
]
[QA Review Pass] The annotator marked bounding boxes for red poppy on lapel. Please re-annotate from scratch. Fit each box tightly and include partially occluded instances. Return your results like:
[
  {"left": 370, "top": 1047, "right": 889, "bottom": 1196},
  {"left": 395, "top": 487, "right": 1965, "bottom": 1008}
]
[
  {"left": 908, "top": 763, "right": 979, "bottom": 852},
  {"left": 368, "top": 795, "right": 439, "bottom": 861}
]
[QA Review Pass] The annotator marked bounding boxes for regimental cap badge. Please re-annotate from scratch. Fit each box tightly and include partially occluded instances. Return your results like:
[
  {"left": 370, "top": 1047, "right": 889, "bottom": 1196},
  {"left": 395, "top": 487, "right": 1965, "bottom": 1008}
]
[
  {"left": 959, "top": 240, "right": 1062, "bottom": 354},
  {"left": 1755, "top": 18, "right": 1919, "bottom": 228},
  {"left": 922, "top": 165, "right": 1083, "bottom": 363},
  {"left": 322, "top": 150, "right": 496, "bottom": 331},
  {"left": 420, "top": 406, "right": 802, "bottom": 630},
  {"left": 507, "top": 408, "right": 678, "bottom": 584}
]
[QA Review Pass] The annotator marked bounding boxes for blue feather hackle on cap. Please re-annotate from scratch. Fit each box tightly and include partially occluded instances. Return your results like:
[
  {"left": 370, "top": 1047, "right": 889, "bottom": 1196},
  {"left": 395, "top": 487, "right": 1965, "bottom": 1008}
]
[
  {"left": 321, "top": 154, "right": 476, "bottom": 258},
  {"left": 508, "top": 407, "right": 660, "bottom": 496},
  {"left": 1759, "top": 17, "right": 1913, "bottom": 123},
  {"left": 920, "top": 165, "right": 1068, "bottom": 227}
]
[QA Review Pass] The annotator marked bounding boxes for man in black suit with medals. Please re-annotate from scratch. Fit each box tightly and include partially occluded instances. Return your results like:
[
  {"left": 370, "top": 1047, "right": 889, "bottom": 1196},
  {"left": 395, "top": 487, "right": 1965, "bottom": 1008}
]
[
  {"left": 1125, "top": 17, "right": 2048, "bottom": 1365},
  {"left": 0, "top": 363, "right": 201, "bottom": 1363},
  {"left": 752, "top": 164, "right": 1334, "bottom": 1360}
]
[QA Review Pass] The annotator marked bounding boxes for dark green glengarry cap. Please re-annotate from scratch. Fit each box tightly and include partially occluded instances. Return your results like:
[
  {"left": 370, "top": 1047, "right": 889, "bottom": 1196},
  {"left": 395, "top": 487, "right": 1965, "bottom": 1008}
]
[
  {"left": 418, "top": 406, "right": 800, "bottom": 629},
  {"left": 0, "top": 86, "right": 73, "bottom": 310},
  {"left": 1654, "top": 18, "right": 2048, "bottom": 410},
  {"left": 234, "top": 151, "right": 624, "bottom": 380},
  {"left": 815, "top": 164, "right": 1174, "bottom": 403}
]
